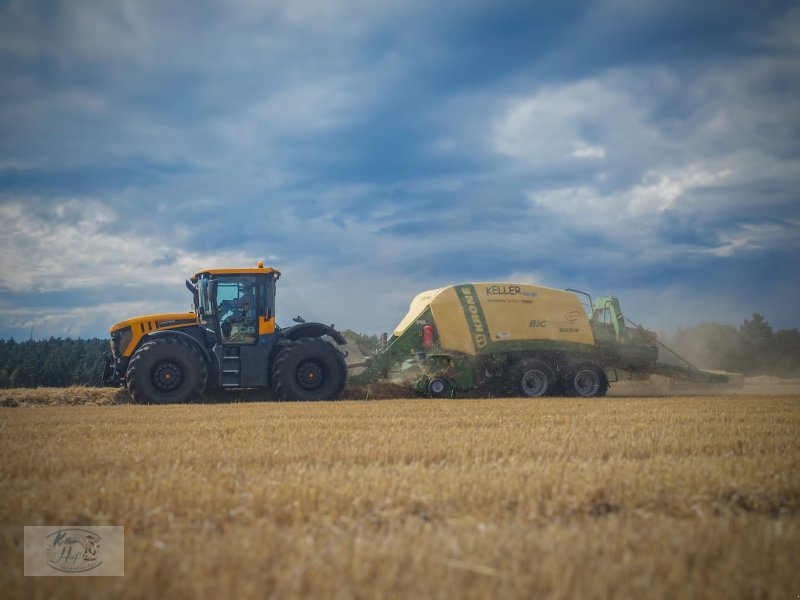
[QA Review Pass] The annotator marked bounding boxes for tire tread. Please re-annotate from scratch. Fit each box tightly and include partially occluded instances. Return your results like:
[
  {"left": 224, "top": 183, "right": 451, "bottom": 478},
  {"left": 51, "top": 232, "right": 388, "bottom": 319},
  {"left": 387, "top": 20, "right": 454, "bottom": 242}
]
[
  {"left": 272, "top": 338, "right": 347, "bottom": 401},
  {"left": 127, "top": 336, "right": 207, "bottom": 404}
]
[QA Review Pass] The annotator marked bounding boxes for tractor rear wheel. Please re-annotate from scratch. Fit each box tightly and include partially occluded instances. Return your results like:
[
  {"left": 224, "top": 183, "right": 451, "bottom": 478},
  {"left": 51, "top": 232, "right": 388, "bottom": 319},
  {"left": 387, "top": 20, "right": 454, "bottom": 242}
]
[
  {"left": 126, "top": 337, "right": 207, "bottom": 404},
  {"left": 510, "top": 358, "right": 556, "bottom": 397},
  {"left": 272, "top": 338, "right": 347, "bottom": 401},
  {"left": 560, "top": 362, "right": 609, "bottom": 397}
]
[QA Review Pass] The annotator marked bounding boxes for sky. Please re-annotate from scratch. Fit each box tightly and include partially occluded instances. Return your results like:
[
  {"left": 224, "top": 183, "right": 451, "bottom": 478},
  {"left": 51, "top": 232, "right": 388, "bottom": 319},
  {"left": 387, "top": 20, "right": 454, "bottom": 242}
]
[{"left": 0, "top": 0, "right": 798, "bottom": 339}]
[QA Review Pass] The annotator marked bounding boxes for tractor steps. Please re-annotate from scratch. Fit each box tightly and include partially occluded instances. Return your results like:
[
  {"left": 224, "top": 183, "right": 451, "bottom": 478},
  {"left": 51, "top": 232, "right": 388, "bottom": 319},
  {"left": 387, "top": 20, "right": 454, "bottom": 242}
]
[{"left": 221, "top": 352, "right": 241, "bottom": 387}]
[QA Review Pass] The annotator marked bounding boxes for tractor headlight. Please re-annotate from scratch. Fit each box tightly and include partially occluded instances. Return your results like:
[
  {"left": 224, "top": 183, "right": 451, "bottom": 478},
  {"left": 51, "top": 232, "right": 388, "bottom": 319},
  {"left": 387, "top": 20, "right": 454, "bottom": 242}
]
[{"left": 111, "top": 326, "right": 132, "bottom": 357}]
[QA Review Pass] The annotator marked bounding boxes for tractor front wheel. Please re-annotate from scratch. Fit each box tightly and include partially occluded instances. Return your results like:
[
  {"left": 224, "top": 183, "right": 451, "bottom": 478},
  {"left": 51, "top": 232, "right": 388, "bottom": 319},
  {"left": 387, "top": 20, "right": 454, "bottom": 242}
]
[
  {"left": 126, "top": 337, "right": 207, "bottom": 404},
  {"left": 272, "top": 338, "right": 347, "bottom": 401}
]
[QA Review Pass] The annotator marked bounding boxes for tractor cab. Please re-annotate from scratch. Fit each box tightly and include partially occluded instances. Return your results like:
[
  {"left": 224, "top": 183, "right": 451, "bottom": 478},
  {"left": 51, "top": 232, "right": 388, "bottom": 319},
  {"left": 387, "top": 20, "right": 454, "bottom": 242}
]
[
  {"left": 183, "top": 263, "right": 282, "bottom": 389},
  {"left": 189, "top": 263, "right": 279, "bottom": 347}
]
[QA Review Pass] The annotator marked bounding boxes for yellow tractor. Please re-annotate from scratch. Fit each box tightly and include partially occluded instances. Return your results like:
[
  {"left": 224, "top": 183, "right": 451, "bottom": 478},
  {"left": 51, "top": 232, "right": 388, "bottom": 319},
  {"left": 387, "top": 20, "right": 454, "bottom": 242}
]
[{"left": 102, "top": 263, "right": 347, "bottom": 403}]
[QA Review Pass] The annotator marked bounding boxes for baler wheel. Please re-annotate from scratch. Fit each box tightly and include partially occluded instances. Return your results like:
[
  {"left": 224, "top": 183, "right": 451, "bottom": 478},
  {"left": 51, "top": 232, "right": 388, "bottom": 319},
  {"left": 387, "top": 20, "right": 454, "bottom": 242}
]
[
  {"left": 510, "top": 358, "right": 556, "bottom": 397},
  {"left": 427, "top": 377, "right": 452, "bottom": 398},
  {"left": 560, "top": 362, "right": 609, "bottom": 397}
]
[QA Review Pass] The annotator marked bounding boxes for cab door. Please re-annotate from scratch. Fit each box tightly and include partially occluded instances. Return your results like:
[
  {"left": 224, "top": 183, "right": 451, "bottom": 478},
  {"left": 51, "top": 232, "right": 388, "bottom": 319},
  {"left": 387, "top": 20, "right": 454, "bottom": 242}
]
[{"left": 211, "top": 277, "right": 269, "bottom": 388}]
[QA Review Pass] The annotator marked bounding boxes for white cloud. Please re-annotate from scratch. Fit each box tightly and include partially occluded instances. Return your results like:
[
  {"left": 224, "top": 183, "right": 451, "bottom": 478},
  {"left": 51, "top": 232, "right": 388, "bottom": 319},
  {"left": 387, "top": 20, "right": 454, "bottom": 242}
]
[
  {"left": 492, "top": 78, "right": 657, "bottom": 168},
  {"left": 491, "top": 55, "right": 799, "bottom": 197},
  {"left": 528, "top": 167, "right": 731, "bottom": 220},
  {"left": 572, "top": 142, "right": 606, "bottom": 159},
  {"left": 708, "top": 222, "right": 800, "bottom": 258},
  {"left": 626, "top": 169, "right": 731, "bottom": 215},
  {"left": 0, "top": 198, "right": 257, "bottom": 294}
]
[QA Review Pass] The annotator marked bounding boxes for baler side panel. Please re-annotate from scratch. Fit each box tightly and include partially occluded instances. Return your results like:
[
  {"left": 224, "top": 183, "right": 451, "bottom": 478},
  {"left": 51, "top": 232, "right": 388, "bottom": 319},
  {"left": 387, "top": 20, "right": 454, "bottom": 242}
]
[
  {"left": 475, "top": 284, "right": 595, "bottom": 348},
  {"left": 429, "top": 283, "right": 597, "bottom": 357}
]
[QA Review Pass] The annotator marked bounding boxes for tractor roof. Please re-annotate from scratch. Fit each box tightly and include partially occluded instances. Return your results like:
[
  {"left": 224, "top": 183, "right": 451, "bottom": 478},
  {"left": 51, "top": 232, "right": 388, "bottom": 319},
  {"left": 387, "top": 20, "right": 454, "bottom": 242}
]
[{"left": 191, "top": 265, "right": 280, "bottom": 281}]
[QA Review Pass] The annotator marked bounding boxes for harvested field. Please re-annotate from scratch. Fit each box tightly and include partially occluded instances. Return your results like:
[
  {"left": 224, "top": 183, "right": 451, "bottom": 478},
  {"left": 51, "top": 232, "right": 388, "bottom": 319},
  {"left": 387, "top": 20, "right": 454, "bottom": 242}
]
[
  {"left": 0, "top": 382, "right": 413, "bottom": 407},
  {"left": 1, "top": 395, "right": 799, "bottom": 599},
  {"left": 1, "top": 376, "right": 798, "bottom": 408}
]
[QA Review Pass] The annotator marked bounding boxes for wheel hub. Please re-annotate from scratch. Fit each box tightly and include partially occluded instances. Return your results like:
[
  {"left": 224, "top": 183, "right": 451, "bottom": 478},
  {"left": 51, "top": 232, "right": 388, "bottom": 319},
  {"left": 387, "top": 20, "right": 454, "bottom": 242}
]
[
  {"left": 296, "top": 361, "right": 324, "bottom": 391},
  {"left": 428, "top": 378, "right": 447, "bottom": 396},
  {"left": 152, "top": 361, "right": 183, "bottom": 392},
  {"left": 520, "top": 369, "right": 548, "bottom": 397},
  {"left": 574, "top": 369, "right": 600, "bottom": 396}
]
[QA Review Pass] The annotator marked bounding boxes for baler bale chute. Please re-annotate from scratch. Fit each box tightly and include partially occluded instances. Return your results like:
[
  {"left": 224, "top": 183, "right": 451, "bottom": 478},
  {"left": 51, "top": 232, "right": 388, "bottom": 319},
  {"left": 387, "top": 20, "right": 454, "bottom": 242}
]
[{"left": 349, "top": 283, "right": 738, "bottom": 398}]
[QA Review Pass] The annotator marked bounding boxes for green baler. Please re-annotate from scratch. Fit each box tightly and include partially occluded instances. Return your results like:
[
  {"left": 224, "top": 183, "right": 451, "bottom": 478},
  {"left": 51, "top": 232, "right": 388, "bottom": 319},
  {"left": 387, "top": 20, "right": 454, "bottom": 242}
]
[{"left": 350, "top": 283, "right": 731, "bottom": 397}]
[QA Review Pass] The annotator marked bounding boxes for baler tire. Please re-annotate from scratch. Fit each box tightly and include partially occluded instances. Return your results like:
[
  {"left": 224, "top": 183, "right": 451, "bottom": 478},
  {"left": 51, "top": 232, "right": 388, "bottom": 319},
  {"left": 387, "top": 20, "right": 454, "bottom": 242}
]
[
  {"left": 427, "top": 377, "right": 452, "bottom": 398},
  {"left": 126, "top": 337, "right": 207, "bottom": 404},
  {"left": 560, "top": 362, "right": 609, "bottom": 398},
  {"left": 272, "top": 338, "right": 347, "bottom": 401},
  {"left": 510, "top": 358, "right": 556, "bottom": 397}
]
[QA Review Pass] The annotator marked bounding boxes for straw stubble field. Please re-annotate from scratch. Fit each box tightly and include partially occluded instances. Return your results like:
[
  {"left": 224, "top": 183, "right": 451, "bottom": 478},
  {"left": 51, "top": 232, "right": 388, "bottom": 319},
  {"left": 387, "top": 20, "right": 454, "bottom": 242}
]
[{"left": 1, "top": 394, "right": 799, "bottom": 599}]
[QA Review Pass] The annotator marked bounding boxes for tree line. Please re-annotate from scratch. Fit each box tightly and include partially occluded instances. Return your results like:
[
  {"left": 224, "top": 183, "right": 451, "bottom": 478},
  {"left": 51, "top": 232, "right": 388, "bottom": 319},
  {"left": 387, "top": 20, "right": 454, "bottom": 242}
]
[
  {"left": 0, "top": 338, "right": 108, "bottom": 388},
  {"left": 0, "top": 313, "right": 798, "bottom": 388}
]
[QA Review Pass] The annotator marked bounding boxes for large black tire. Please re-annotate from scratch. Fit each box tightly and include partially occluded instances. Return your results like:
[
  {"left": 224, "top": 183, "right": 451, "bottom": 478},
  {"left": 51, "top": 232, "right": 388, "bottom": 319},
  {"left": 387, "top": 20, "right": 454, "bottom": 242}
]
[
  {"left": 509, "top": 358, "right": 556, "bottom": 397},
  {"left": 272, "top": 338, "right": 347, "bottom": 401},
  {"left": 126, "top": 337, "right": 207, "bottom": 404},
  {"left": 560, "top": 361, "right": 609, "bottom": 397}
]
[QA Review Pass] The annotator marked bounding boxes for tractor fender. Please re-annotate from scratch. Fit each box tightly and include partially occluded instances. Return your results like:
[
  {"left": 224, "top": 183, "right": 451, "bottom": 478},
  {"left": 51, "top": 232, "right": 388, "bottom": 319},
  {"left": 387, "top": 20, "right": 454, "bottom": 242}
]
[
  {"left": 279, "top": 322, "right": 347, "bottom": 346},
  {"left": 139, "top": 328, "right": 215, "bottom": 368}
]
